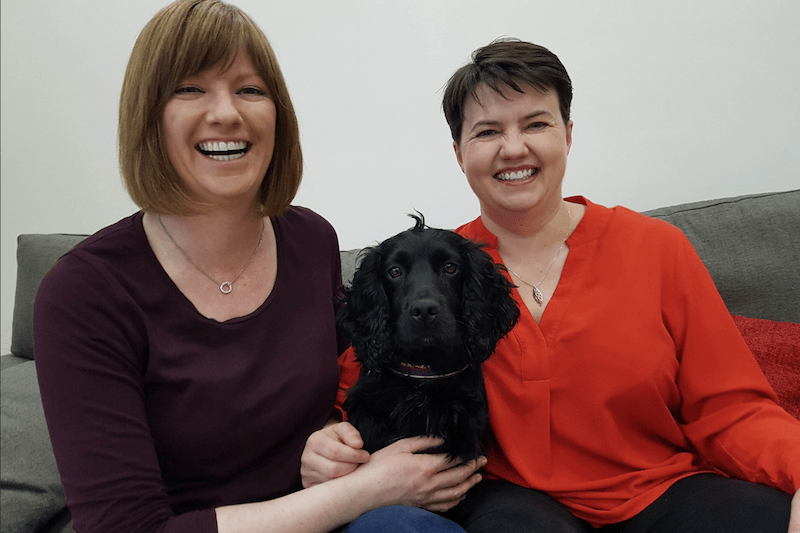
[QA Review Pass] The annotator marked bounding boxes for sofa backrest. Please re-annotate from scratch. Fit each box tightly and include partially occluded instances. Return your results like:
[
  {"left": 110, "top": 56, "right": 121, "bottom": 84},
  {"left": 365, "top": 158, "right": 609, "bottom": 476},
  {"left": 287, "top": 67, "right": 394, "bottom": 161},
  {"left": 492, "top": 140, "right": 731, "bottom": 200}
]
[
  {"left": 642, "top": 189, "right": 799, "bottom": 323},
  {"left": 11, "top": 235, "right": 92, "bottom": 361},
  {"left": 8, "top": 189, "right": 799, "bottom": 360}
]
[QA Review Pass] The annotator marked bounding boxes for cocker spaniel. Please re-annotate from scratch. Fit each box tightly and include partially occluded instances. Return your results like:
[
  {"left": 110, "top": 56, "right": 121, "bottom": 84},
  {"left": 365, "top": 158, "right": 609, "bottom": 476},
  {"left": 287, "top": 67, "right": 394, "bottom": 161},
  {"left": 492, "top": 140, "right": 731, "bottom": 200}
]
[{"left": 338, "top": 215, "right": 519, "bottom": 460}]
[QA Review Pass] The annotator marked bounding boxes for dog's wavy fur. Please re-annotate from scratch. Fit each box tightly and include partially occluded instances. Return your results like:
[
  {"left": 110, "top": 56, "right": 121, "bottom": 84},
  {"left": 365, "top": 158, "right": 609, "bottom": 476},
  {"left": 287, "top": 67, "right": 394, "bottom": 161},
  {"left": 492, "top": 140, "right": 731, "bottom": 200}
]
[{"left": 338, "top": 215, "right": 519, "bottom": 459}]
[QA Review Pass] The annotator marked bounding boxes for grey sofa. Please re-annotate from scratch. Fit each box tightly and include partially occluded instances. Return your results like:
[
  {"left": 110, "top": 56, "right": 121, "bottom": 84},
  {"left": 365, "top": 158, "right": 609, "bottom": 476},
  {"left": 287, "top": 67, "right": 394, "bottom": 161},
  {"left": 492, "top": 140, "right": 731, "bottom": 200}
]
[{"left": 2, "top": 190, "right": 799, "bottom": 533}]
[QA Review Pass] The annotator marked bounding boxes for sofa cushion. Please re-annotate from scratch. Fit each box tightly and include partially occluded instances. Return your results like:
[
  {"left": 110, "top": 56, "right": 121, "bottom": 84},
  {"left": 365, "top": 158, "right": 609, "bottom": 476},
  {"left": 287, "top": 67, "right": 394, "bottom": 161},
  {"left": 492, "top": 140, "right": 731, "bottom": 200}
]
[
  {"left": 733, "top": 315, "right": 800, "bottom": 420},
  {"left": 643, "top": 190, "right": 800, "bottom": 323},
  {"left": 11, "top": 234, "right": 89, "bottom": 360},
  {"left": 1, "top": 360, "right": 67, "bottom": 532}
]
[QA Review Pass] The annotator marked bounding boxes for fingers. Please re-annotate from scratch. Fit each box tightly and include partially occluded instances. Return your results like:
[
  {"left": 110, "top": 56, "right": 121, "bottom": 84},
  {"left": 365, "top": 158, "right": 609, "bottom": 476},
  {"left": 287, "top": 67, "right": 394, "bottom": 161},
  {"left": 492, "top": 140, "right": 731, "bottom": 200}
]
[
  {"left": 333, "top": 421, "right": 368, "bottom": 450},
  {"left": 386, "top": 435, "right": 446, "bottom": 455},
  {"left": 421, "top": 456, "right": 487, "bottom": 512},
  {"left": 368, "top": 440, "right": 487, "bottom": 511},
  {"left": 300, "top": 422, "right": 370, "bottom": 488}
]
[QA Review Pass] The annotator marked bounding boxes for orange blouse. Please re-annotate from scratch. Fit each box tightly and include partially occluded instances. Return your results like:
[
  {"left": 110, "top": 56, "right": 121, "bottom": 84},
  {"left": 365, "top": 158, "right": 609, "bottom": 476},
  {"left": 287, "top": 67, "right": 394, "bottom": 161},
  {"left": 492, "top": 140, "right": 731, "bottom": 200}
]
[{"left": 336, "top": 197, "right": 800, "bottom": 526}]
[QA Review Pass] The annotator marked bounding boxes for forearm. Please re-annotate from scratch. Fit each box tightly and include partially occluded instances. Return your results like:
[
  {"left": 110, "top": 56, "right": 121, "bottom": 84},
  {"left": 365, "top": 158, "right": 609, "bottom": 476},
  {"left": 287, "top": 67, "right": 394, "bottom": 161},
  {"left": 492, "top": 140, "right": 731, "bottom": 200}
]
[{"left": 216, "top": 465, "right": 386, "bottom": 533}]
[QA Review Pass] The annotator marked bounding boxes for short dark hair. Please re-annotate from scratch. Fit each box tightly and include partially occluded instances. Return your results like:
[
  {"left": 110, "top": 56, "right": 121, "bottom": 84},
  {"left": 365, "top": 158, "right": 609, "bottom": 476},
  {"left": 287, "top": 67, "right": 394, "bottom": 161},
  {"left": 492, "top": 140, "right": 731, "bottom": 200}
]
[
  {"left": 119, "top": 0, "right": 302, "bottom": 216},
  {"left": 442, "top": 38, "right": 573, "bottom": 144}
]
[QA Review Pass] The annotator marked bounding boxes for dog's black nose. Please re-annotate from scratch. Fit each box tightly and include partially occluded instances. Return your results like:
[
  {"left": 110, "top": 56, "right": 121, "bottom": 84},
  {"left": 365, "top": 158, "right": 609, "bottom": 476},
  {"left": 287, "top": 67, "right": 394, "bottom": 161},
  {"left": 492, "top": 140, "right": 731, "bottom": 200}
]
[{"left": 409, "top": 299, "right": 440, "bottom": 323}]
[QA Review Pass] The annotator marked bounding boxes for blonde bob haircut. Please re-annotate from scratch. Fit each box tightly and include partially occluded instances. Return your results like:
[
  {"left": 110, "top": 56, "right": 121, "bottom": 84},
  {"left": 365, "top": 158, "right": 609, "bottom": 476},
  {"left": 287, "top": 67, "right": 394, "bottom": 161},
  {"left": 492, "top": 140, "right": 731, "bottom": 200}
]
[{"left": 119, "top": 0, "right": 302, "bottom": 216}]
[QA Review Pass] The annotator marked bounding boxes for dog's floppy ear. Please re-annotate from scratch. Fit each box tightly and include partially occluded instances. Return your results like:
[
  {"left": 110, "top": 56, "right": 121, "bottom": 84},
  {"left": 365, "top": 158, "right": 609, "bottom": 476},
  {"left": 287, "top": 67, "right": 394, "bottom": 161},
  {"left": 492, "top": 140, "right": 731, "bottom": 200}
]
[
  {"left": 336, "top": 247, "right": 394, "bottom": 372},
  {"left": 459, "top": 240, "right": 520, "bottom": 364}
]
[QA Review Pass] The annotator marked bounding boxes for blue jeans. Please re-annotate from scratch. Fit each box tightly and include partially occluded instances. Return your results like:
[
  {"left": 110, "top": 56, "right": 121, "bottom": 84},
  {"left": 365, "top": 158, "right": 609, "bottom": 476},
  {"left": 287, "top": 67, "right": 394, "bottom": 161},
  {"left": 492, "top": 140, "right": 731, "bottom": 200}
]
[{"left": 346, "top": 506, "right": 467, "bottom": 532}]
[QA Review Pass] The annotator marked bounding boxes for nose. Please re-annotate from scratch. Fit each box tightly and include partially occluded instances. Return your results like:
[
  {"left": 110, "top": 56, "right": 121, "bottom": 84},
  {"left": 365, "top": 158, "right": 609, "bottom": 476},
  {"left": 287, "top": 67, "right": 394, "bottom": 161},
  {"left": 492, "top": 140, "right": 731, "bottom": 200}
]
[
  {"left": 499, "top": 132, "right": 528, "bottom": 160},
  {"left": 206, "top": 92, "right": 242, "bottom": 126},
  {"left": 409, "top": 298, "right": 440, "bottom": 324}
]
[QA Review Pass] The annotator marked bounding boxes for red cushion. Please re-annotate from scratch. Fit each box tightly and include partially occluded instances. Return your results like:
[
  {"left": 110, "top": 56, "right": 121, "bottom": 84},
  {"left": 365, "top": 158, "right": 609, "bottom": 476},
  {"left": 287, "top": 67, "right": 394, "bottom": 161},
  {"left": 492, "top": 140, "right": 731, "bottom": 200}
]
[{"left": 732, "top": 315, "right": 800, "bottom": 420}]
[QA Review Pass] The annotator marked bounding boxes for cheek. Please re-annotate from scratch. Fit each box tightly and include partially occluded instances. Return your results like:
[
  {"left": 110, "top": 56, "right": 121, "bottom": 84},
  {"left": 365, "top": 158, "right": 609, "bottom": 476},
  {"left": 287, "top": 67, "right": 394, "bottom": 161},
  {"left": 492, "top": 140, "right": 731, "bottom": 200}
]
[
  {"left": 459, "top": 144, "right": 495, "bottom": 180},
  {"left": 161, "top": 105, "right": 188, "bottom": 164}
]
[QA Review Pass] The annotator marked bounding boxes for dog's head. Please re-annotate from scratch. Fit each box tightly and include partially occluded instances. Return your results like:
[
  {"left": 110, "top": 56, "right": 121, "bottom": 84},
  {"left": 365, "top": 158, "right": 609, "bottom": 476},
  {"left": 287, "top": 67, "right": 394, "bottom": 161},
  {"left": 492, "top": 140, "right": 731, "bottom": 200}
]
[{"left": 337, "top": 215, "right": 519, "bottom": 374}]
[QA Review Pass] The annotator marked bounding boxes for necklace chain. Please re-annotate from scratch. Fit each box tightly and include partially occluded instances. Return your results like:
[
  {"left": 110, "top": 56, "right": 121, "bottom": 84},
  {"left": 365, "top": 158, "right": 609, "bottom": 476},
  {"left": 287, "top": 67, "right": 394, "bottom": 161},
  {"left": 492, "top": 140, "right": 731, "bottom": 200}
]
[
  {"left": 506, "top": 204, "right": 573, "bottom": 306},
  {"left": 158, "top": 214, "right": 264, "bottom": 294}
]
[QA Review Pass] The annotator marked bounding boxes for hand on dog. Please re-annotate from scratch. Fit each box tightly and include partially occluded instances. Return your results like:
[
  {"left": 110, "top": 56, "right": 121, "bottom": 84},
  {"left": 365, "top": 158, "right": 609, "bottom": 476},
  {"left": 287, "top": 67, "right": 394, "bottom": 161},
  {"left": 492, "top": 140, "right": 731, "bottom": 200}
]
[
  {"left": 301, "top": 421, "right": 369, "bottom": 488},
  {"left": 359, "top": 436, "right": 487, "bottom": 513},
  {"left": 302, "top": 423, "right": 486, "bottom": 512}
]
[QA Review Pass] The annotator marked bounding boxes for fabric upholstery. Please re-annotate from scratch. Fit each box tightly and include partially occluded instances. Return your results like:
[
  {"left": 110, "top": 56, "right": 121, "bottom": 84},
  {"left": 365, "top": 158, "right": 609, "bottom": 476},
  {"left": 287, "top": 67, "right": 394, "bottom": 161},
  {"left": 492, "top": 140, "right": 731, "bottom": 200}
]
[
  {"left": 644, "top": 190, "right": 799, "bottom": 323},
  {"left": 1, "top": 362, "right": 67, "bottom": 532},
  {"left": 11, "top": 234, "right": 89, "bottom": 360},
  {"left": 733, "top": 315, "right": 800, "bottom": 419}
]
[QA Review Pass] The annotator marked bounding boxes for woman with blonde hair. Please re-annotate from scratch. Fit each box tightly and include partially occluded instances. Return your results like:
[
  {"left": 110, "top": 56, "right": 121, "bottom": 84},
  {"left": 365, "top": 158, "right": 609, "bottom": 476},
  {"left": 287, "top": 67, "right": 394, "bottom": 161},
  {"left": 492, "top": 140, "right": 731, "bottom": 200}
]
[{"left": 34, "top": 2, "right": 481, "bottom": 531}]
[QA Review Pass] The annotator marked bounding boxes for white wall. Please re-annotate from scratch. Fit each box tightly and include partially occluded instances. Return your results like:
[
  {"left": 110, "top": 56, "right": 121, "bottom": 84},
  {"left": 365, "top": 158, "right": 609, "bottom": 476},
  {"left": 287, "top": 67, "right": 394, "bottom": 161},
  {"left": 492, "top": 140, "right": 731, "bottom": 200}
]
[{"left": 3, "top": 0, "right": 799, "bottom": 353}]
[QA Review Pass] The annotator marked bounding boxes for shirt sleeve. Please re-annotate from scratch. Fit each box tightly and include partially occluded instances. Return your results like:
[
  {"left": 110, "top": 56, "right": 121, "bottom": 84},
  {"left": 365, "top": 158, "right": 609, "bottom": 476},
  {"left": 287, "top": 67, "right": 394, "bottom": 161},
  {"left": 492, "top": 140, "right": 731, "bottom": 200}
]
[
  {"left": 335, "top": 347, "right": 361, "bottom": 421},
  {"left": 665, "top": 231, "right": 800, "bottom": 493},
  {"left": 34, "top": 254, "right": 218, "bottom": 533}
]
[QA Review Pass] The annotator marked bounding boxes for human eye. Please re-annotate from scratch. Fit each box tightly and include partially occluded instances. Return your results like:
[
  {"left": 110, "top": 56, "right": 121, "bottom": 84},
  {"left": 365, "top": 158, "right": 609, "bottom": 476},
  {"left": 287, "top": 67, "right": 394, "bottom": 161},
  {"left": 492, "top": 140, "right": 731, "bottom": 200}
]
[
  {"left": 526, "top": 121, "right": 550, "bottom": 131},
  {"left": 474, "top": 129, "right": 498, "bottom": 138},
  {"left": 238, "top": 85, "right": 268, "bottom": 97},
  {"left": 173, "top": 85, "right": 203, "bottom": 96}
]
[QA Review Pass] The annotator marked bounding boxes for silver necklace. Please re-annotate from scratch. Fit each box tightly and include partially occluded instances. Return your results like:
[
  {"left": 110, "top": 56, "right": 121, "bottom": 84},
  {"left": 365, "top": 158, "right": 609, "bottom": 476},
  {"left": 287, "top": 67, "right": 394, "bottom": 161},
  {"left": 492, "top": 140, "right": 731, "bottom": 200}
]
[
  {"left": 158, "top": 214, "right": 264, "bottom": 294},
  {"left": 506, "top": 205, "right": 573, "bottom": 306}
]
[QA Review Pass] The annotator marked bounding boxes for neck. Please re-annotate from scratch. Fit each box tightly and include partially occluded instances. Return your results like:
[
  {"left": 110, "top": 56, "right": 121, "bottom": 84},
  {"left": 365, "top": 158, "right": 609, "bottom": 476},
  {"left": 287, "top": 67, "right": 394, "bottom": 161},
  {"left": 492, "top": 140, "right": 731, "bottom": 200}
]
[
  {"left": 483, "top": 198, "right": 573, "bottom": 259},
  {"left": 152, "top": 209, "right": 266, "bottom": 262}
]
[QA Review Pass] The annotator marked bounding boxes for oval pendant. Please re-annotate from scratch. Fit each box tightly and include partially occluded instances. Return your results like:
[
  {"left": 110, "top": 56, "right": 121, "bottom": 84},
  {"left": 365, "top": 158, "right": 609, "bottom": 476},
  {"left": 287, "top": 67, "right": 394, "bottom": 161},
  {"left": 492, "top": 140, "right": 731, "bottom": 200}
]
[
  {"left": 532, "top": 286, "right": 544, "bottom": 305},
  {"left": 220, "top": 281, "right": 233, "bottom": 294}
]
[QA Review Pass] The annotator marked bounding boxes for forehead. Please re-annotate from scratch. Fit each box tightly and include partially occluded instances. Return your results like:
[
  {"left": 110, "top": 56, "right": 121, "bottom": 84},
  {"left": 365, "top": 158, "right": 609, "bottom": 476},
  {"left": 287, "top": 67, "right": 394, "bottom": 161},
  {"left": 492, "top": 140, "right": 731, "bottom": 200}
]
[
  {"left": 187, "top": 51, "right": 260, "bottom": 80},
  {"left": 463, "top": 83, "right": 561, "bottom": 124}
]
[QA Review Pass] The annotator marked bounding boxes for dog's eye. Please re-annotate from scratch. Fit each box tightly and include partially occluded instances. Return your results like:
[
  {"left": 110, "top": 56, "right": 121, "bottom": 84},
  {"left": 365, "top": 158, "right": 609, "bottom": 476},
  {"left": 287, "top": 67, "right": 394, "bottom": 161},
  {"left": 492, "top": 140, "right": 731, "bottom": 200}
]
[
  {"left": 443, "top": 262, "right": 458, "bottom": 275},
  {"left": 388, "top": 266, "right": 403, "bottom": 279}
]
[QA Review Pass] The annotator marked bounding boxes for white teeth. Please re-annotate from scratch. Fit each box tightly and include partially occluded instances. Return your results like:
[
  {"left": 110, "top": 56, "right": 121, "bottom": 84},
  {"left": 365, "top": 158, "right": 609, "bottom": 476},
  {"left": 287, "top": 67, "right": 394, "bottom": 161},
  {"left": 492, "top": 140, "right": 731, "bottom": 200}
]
[
  {"left": 496, "top": 168, "right": 537, "bottom": 181},
  {"left": 207, "top": 152, "right": 245, "bottom": 161},
  {"left": 197, "top": 141, "right": 248, "bottom": 153}
]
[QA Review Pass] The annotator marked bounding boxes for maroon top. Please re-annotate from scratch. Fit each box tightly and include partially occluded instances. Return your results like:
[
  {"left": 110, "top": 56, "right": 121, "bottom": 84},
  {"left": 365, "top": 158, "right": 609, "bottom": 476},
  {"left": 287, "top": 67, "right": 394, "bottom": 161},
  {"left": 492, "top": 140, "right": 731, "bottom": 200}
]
[{"left": 34, "top": 207, "right": 343, "bottom": 533}]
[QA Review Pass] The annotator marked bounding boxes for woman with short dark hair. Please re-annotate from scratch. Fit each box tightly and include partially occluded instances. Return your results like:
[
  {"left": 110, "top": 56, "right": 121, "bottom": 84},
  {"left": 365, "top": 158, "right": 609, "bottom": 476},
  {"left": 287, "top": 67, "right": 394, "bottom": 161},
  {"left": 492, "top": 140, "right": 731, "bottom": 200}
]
[{"left": 319, "top": 38, "right": 800, "bottom": 532}]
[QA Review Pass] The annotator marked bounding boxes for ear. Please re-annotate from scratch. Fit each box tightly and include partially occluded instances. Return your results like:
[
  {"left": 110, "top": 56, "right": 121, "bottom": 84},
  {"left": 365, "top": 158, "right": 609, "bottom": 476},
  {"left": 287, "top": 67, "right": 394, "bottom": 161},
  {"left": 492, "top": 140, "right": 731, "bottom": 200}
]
[
  {"left": 565, "top": 120, "right": 574, "bottom": 154},
  {"left": 459, "top": 240, "right": 520, "bottom": 364},
  {"left": 453, "top": 141, "right": 466, "bottom": 174},
  {"left": 336, "top": 247, "right": 394, "bottom": 372}
]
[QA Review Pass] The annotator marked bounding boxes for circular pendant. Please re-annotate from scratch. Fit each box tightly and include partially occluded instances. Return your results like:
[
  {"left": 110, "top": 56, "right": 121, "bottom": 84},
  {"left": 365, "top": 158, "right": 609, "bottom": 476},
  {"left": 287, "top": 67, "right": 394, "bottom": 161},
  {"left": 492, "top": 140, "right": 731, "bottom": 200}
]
[{"left": 220, "top": 281, "right": 233, "bottom": 294}]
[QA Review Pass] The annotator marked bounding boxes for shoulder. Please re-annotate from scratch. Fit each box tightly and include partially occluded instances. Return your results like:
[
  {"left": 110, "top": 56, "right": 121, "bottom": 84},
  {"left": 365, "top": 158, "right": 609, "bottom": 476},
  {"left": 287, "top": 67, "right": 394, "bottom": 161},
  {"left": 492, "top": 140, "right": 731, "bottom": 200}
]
[
  {"left": 272, "top": 207, "right": 341, "bottom": 278},
  {"left": 455, "top": 216, "right": 497, "bottom": 249},
  {"left": 37, "top": 213, "right": 155, "bottom": 309},
  {"left": 44, "top": 213, "right": 146, "bottom": 280},
  {"left": 584, "top": 198, "right": 690, "bottom": 249},
  {"left": 274, "top": 206, "right": 338, "bottom": 245}
]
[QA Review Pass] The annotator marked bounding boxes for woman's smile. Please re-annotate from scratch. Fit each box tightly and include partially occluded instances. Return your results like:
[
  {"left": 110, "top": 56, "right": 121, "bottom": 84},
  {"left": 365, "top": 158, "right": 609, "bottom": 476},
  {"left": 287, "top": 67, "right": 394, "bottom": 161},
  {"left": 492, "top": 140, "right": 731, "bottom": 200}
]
[{"left": 196, "top": 140, "right": 251, "bottom": 161}]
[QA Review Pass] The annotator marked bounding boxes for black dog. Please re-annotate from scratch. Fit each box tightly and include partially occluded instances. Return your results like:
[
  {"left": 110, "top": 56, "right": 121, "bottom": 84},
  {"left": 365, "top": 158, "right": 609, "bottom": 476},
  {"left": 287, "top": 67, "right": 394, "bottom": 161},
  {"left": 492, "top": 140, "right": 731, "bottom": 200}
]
[{"left": 338, "top": 215, "right": 519, "bottom": 460}]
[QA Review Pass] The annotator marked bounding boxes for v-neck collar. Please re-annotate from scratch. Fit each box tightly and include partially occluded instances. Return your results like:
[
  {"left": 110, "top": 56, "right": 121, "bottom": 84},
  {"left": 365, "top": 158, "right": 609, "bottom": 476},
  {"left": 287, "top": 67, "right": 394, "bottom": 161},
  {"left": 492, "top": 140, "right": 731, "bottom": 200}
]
[{"left": 459, "top": 196, "right": 613, "bottom": 346}]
